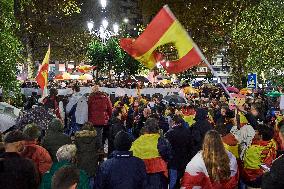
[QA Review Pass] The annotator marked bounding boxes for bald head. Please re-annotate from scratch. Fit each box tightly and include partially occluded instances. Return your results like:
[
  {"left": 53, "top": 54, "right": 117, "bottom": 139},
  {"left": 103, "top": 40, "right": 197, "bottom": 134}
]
[{"left": 92, "top": 85, "right": 99, "bottom": 93}]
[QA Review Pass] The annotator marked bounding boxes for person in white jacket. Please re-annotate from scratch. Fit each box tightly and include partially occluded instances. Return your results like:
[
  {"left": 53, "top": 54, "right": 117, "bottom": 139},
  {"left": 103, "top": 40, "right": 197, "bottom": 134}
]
[{"left": 66, "top": 85, "right": 88, "bottom": 135}]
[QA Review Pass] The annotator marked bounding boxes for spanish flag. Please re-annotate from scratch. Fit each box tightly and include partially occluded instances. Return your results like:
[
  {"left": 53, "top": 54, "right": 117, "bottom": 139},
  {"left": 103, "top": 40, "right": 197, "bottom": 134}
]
[
  {"left": 120, "top": 5, "right": 202, "bottom": 74},
  {"left": 36, "top": 45, "right": 50, "bottom": 95},
  {"left": 77, "top": 65, "right": 97, "bottom": 73}
]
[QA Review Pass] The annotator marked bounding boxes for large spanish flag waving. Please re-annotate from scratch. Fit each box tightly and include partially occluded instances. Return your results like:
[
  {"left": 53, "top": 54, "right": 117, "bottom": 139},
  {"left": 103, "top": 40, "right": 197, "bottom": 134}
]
[
  {"left": 36, "top": 45, "right": 50, "bottom": 95},
  {"left": 120, "top": 5, "right": 202, "bottom": 74}
]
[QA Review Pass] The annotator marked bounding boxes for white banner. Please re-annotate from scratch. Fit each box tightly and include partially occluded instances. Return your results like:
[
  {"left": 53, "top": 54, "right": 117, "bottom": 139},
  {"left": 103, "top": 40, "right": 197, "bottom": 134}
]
[{"left": 20, "top": 87, "right": 180, "bottom": 97}]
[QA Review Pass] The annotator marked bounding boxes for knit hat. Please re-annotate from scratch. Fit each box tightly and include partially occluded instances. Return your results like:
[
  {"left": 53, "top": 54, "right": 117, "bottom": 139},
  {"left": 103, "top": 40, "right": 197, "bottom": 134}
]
[
  {"left": 4, "top": 130, "right": 26, "bottom": 143},
  {"left": 23, "top": 124, "right": 41, "bottom": 140},
  {"left": 114, "top": 131, "right": 133, "bottom": 151},
  {"left": 48, "top": 118, "right": 64, "bottom": 131}
]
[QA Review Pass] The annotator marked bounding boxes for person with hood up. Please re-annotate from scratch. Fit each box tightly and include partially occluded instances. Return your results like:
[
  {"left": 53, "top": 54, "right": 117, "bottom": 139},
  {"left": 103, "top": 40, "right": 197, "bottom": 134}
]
[
  {"left": 191, "top": 108, "right": 213, "bottom": 155},
  {"left": 21, "top": 124, "right": 52, "bottom": 175},
  {"left": 88, "top": 85, "right": 112, "bottom": 149},
  {"left": 94, "top": 131, "right": 147, "bottom": 189},
  {"left": 42, "top": 118, "right": 72, "bottom": 161},
  {"left": 40, "top": 144, "right": 90, "bottom": 189},
  {"left": 66, "top": 85, "right": 88, "bottom": 135},
  {"left": 165, "top": 115, "right": 193, "bottom": 189},
  {"left": 108, "top": 107, "right": 126, "bottom": 156},
  {"left": 74, "top": 123, "right": 99, "bottom": 179}
]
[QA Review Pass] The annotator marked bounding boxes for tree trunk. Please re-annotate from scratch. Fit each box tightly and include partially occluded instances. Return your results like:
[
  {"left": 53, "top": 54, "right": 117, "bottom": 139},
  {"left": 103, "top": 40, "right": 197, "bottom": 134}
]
[
  {"left": 26, "top": 39, "right": 35, "bottom": 79},
  {"left": 96, "top": 68, "right": 99, "bottom": 82}
]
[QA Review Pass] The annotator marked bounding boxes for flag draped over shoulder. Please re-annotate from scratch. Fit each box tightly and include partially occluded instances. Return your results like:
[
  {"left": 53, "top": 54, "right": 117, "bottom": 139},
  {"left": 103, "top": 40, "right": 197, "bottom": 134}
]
[
  {"left": 120, "top": 5, "right": 202, "bottom": 74},
  {"left": 36, "top": 45, "right": 50, "bottom": 93}
]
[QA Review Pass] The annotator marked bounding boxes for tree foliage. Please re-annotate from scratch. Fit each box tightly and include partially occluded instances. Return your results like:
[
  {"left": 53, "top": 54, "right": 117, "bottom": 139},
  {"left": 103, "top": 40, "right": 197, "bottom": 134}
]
[
  {"left": 231, "top": 0, "right": 284, "bottom": 86},
  {"left": 0, "top": 0, "right": 22, "bottom": 103},
  {"left": 87, "top": 37, "right": 145, "bottom": 80},
  {"left": 15, "top": 0, "right": 88, "bottom": 78}
]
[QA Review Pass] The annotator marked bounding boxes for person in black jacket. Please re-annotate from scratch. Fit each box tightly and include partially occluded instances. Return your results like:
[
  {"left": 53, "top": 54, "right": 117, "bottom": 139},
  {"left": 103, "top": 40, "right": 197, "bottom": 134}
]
[
  {"left": 75, "top": 123, "right": 99, "bottom": 178},
  {"left": 42, "top": 118, "right": 72, "bottom": 161},
  {"left": 94, "top": 131, "right": 147, "bottom": 189},
  {"left": 108, "top": 107, "right": 126, "bottom": 156},
  {"left": 165, "top": 115, "right": 193, "bottom": 189},
  {"left": 0, "top": 131, "right": 39, "bottom": 189},
  {"left": 191, "top": 108, "right": 212, "bottom": 156}
]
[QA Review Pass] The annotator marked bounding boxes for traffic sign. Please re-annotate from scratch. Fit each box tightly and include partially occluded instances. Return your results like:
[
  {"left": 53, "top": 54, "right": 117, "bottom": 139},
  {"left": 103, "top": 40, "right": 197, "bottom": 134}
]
[{"left": 247, "top": 73, "right": 257, "bottom": 89}]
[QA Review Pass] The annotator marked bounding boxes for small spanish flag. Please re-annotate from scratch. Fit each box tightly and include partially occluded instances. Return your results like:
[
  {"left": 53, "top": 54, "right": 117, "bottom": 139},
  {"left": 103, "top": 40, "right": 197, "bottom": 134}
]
[
  {"left": 36, "top": 45, "right": 50, "bottom": 96},
  {"left": 77, "top": 65, "right": 97, "bottom": 73},
  {"left": 120, "top": 5, "right": 202, "bottom": 74}
]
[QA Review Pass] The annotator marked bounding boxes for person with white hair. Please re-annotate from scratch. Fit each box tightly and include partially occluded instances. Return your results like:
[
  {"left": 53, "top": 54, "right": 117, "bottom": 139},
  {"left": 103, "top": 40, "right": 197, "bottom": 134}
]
[{"left": 40, "top": 144, "right": 90, "bottom": 189}]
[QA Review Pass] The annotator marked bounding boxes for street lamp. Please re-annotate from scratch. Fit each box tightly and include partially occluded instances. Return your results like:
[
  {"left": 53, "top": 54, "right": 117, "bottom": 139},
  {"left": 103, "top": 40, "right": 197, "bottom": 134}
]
[
  {"left": 87, "top": 21, "right": 94, "bottom": 33},
  {"left": 100, "top": 0, "right": 107, "bottom": 9},
  {"left": 102, "top": 19, "right": 109, "bottom": 29},
  {"left": 87, "top": 20, "right": 119, "bottom": 44},
  {"left": 123, "top": 18, "right": 129, "bottom": 24},
  {"left": 113, "top": 23, "right": 119, "bottom": 34}
]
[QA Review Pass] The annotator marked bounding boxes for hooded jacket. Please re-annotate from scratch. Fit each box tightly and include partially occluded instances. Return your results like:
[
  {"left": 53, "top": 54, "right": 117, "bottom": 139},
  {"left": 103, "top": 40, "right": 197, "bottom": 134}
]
[
  {"left": 88, "top": 92, "right": 112, "bottom": 126},
  {"left": 42, "top": 120, "right": 72, "bottom": 161},
  {"left": 191, "top": 108, "right": 212, "bottom": 155},
  {"left": 75, "top": 129, "right": 99, "bottom": 177},
  {"left": 94, "top": 151, "right": 147, "bottom": 189},
  {"left": 108, "top": 117, "right": 126, "bottom": 155},
  {"left": 21, "top": 140, "right": 52, "bottom": 175}
]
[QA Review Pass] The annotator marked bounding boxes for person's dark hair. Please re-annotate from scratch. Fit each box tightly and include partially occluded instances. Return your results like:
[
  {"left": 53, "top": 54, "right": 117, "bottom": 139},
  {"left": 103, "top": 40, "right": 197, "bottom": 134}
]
[
  {"left": 72, "top": 84, "right": 80, "bottom": 93},
  {"left": 258, "top": 124, "right": 274, "bottom": 141},
  {"left": 114, "top": 131, "right": 133, "bottom": 151},
  {"left": 23, "top": 124, "right": 41, "bottom": 141},
  {"left": 172, "top": 115, "right": 183, "bottom": 126},
  {"left": 112, "top": 107, "right": 123, "bottom": 118},
  {"left": 149, "top": 113, "right": 159, "bottom": 120},
  {"left": 49, "top": 88, "right": 58, "bottom": 97},
  {"left": 52, "top": 166, "right": 80, "bottom": 189},
  {"left": 215, "top": 122, "right": 230, "bottom": 137},
  {"left": 144, "top": 118, "right": 159, "bottom": 134},
  {"left": 32, "top": 91, "right": 37, "bottom": 96},
  {"left": 262, "top": 152, "right": 284, "bottom": 188}
]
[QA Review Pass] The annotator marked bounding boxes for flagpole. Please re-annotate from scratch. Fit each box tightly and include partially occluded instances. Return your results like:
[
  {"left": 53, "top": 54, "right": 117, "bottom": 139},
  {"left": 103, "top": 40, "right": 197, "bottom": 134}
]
[{"left": 192, "top": 43, "right": 232, "bottom": 98}]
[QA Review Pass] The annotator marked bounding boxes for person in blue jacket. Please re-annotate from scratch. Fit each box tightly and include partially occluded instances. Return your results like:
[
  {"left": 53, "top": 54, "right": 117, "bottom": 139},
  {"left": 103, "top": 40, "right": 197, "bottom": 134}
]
[{"left": 94, "top": 131, "right": 147, "bottom": 189}]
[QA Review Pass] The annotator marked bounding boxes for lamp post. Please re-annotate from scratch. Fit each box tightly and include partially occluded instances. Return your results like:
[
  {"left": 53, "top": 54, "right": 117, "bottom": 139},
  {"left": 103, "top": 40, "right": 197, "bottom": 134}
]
[
  {"left": 87, "top": 20, "right": 119, "bottom": 44},
  {"left": 100, "top": 0, "right": 107, "bottom": 9}
]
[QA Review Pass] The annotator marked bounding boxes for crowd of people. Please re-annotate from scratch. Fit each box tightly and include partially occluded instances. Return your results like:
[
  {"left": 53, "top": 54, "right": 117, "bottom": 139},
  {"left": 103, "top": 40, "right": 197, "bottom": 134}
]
[{"left": 1, "top": 83, "right": 284, "bottom": 189}]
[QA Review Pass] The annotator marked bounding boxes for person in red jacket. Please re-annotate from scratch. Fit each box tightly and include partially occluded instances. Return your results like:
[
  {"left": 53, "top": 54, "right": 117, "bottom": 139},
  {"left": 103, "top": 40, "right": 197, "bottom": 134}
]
[
  {"left": 88, "top": 85, "right": 113, "bottom": 149},
  {"left": 21, "top": 124, "right": 52, "bottom": 176}
]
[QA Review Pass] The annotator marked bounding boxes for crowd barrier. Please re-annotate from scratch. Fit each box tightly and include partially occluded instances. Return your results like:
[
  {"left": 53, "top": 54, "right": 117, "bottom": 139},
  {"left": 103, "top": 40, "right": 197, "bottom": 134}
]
[{"left": 20, "top": 87, "right": 181, "bottom": 98}]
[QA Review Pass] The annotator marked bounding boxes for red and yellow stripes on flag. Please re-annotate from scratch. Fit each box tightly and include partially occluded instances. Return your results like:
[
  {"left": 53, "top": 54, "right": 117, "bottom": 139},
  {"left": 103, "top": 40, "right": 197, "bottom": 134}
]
[
  {"left": 120, "top": 5, "right": 202, "bottom": 74},
  {"left": 36, "top": 45, "right": 50, "bottom": 95}
]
